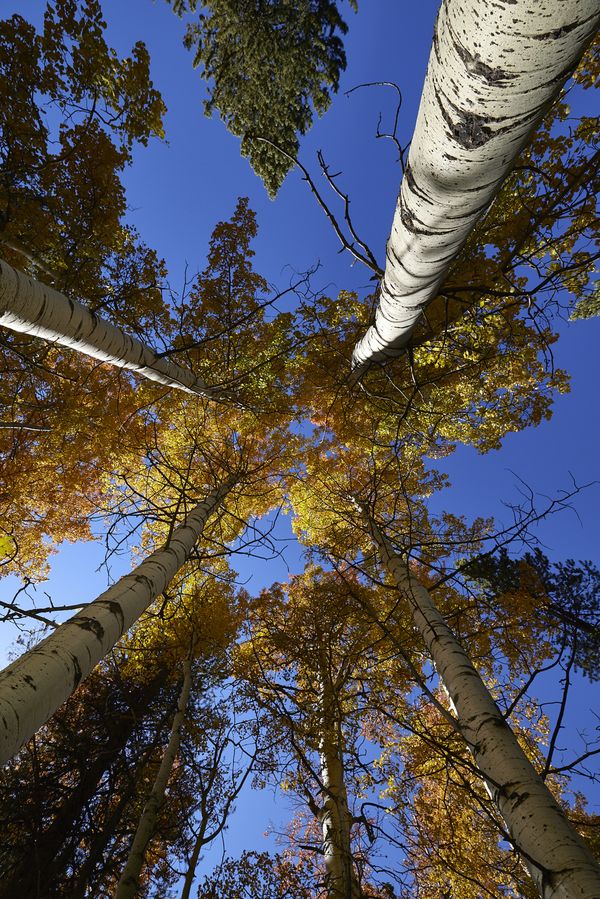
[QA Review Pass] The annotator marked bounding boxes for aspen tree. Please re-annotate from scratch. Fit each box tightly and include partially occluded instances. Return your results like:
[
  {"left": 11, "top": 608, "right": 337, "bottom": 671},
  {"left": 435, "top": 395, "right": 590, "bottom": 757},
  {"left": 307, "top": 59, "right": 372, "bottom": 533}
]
[
  {"left": 0, "top": 1, "right": 172, "bottom": 576},
  {"left": 113, "top": 567, "right": 248, "bottom": 897},
  {"left": 0, "top": 478, "right": 235, "bottom": 764},
  {"left": 115, "top": 655, "right": 193, "bottom": 899},
  {"left": 352, "top": 0, "right": 600, "bottom": 371},
  {"left": 0, "top": 259, "right": 231, "bottom": 401},
  {"left": 317, "top": 663, "right": 362, "bottom": 899},
  {"left": 239, "top": 570, "right": 403, "bottom": 897},
  {"left": 362, "top": 507, "right": 600, "bottom": 899}
]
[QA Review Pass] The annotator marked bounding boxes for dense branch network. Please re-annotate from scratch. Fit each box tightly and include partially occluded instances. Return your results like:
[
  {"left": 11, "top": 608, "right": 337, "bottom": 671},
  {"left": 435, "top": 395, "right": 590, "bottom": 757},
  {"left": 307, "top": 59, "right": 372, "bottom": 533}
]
[{"left": 0, "top": 2, "right": 599, "bottom": 898}]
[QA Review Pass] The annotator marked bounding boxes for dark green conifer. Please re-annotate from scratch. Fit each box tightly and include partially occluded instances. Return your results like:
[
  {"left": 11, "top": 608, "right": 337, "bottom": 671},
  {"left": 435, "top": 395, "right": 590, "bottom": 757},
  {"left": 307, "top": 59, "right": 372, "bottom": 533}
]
[{"left": 170, "top": 0, "right": 356, "bottom": 196}]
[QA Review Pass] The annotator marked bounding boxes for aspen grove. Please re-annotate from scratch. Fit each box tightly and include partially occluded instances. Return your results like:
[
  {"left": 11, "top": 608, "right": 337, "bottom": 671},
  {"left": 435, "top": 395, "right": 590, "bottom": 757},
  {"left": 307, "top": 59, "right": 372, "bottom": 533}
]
[{"left": 0, "top": 2, "right": 599, "bottom": 898}]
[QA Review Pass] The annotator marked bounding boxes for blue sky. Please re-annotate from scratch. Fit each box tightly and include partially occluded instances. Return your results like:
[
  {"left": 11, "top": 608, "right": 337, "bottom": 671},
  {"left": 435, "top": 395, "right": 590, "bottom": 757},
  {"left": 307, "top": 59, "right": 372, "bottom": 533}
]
[
  {"left": 2, "top": 0, "right": 599, "bottom": 889},
  {"left": 6, "top": 0, "right": 598, "bottom": 625}
]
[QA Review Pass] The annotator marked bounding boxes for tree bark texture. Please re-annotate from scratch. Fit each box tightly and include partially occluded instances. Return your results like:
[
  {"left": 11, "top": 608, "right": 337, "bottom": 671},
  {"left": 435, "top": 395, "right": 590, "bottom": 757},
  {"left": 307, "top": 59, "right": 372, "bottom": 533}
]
[
  {"left": 0, "top": 479, "right": 234, "bottom": 765},
  {"left": 351, "top": 0, "right": 600, "bottom": 372},
  {"left": 115, "top": 656, "right": 193, "bottom": 899},
  {"left": 0, "top": 258, "right": 228, "bottom": 400},
  {"left": 366, "top": 513, "right": 600, "bottom": 899},
  {"left": 317, "top": 668, "right": 361, "bottom": 899}
]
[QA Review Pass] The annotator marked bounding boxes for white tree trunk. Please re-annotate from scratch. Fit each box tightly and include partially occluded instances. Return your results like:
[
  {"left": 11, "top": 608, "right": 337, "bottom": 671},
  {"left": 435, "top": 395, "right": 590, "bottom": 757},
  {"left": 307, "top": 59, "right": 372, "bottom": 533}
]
[
  {"left": 115, "top": 655, "right": 193, "bottom": 899},
  {"left": 0, "top": 479, "right": 234, "bottom": 765},
  {"left": 351, "top": 0, "right": 600, "bottom": 372},
  {"left": 318, "top": 673, "right": 361, "bottom": 899},
  {"left": 366, "top": 513, "right": 600, "bottom": 899},
  {"left": 0, "top": 258, "right": 229, "bottom": 400}
]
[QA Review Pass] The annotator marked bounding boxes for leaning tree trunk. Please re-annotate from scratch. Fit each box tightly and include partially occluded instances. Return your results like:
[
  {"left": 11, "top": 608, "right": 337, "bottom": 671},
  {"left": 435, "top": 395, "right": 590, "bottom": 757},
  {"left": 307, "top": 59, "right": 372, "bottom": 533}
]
[
  {"left": 0, "top": 258, "right": 230, "bottom": 401},
  {"left": 317, "top": 667, "right": 361, "bottom": 899},
  {"left": 115, "top": 655, "right": 193, "bottom": 899},
  {"left": 351, "top": 0, "right": 600, "bottom": 373},
  {"left": 0, "top": 478, "right": 235, "bottom": 765},
  {"left": 364, "top": 510, "right": 600, "bottom": 899}
]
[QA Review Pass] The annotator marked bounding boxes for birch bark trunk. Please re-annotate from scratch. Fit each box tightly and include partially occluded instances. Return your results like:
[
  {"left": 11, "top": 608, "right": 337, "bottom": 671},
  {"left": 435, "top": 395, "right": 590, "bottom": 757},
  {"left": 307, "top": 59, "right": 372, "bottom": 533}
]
[
  {"left": 317, "top": 667, "right": 361, "bottom": 899},
  {"left": 115, "top": 656, "right": 193, "bottom": 899},
  {"left": 0, "top": 478, "right": 234, "bottom": 765},
  {"left": 351, "top": 0, "right": 600, "bottom": 372},
  {"left": 0, "top": 258, "right": 230, "bottom": 401},
  {"left": 365, "top": 511, "right": 600, "bottom": 899}
]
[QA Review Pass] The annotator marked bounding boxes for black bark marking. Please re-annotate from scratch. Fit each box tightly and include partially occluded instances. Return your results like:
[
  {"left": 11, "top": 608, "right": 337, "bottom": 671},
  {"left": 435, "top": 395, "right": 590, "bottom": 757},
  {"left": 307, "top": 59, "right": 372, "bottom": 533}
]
[
  {"left": 134, "top": 574, "right": 154, "bottom": 590},
  {"left": 434, "top": 86, "right": 499, "bottom": 150},
  {"left": 22, "top": 674, "right": 37, "bottom": 691},
  {"left": 404, "top": 162, "right": 435, "bottom": 205},
  {"left": 72, "top": 654, "right": 82, "bottom": 689},
  {"left": 472, "top": 711, "right": 511, "bottom": 739},
  {"left": 510, "top": 790, "right": 530, "bottom": 811},
  {"left": 531, "top": 20, "right": 582, "bottom": 41},
  {"left": 97, "top": 599, "right": 125, "bottom": 634},
  {"left": 74, "top": 617, "right": 105, "bottom": 642},
  {"left": 399, "top": 204, "right": 455, "bottom": 238},
  {"left": 432, "top": 7, "right": 442, "bottom": 61},
  {"left": 442, "top": 103, "right": 495, "bottom": 149},
  {"left": 38, "top": 293, "right": 49, "bottom": 321},
  {"left": 451, "top": 26, "right": 515, "bottom": 85}
]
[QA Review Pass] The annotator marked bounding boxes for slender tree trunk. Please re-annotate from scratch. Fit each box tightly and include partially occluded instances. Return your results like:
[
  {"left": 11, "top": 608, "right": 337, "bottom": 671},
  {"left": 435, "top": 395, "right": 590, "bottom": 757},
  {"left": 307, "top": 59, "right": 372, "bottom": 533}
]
[
  {"left": 0, "top": 478, "right": 235, "bottom": 765},
  {"left": 115, "top": 656, "right": 193, "bottom": 899},
  {"left": 365, "top": 511, "right": 600, "bottom": 899},
  {"left": 317, "top": 670, "right": 361, "bottom": 899},
  {"left": 351, "top": 0, "right": 600, "bottom": 372},
  {"left": 69, "top": 689, "right": 175, "bottom": 899},
  {"left": 180, "top": 815, "right": 209, "bottom": 899},
  {"left": 0, "top": 258, "right": 230, "bottom": 401},
  {"left": 180, "top": 732, "right": 253, "bottom": 899}
]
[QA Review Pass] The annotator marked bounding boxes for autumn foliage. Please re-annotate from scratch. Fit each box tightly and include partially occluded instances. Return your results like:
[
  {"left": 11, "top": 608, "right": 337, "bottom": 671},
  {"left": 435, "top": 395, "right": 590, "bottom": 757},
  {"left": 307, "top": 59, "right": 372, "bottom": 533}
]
[{"left": 0, "top": 3, "right": 599, "bottom": 898}]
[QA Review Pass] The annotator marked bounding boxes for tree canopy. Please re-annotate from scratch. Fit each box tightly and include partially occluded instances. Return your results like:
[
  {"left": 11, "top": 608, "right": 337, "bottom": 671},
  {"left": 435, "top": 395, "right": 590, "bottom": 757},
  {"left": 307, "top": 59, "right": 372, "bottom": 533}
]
[
  {"left": 0, "top": 2, "right": 599, "bottom": 898},
  {"left": 169, "top": 0, "right": 356, "bottom": 196}
]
